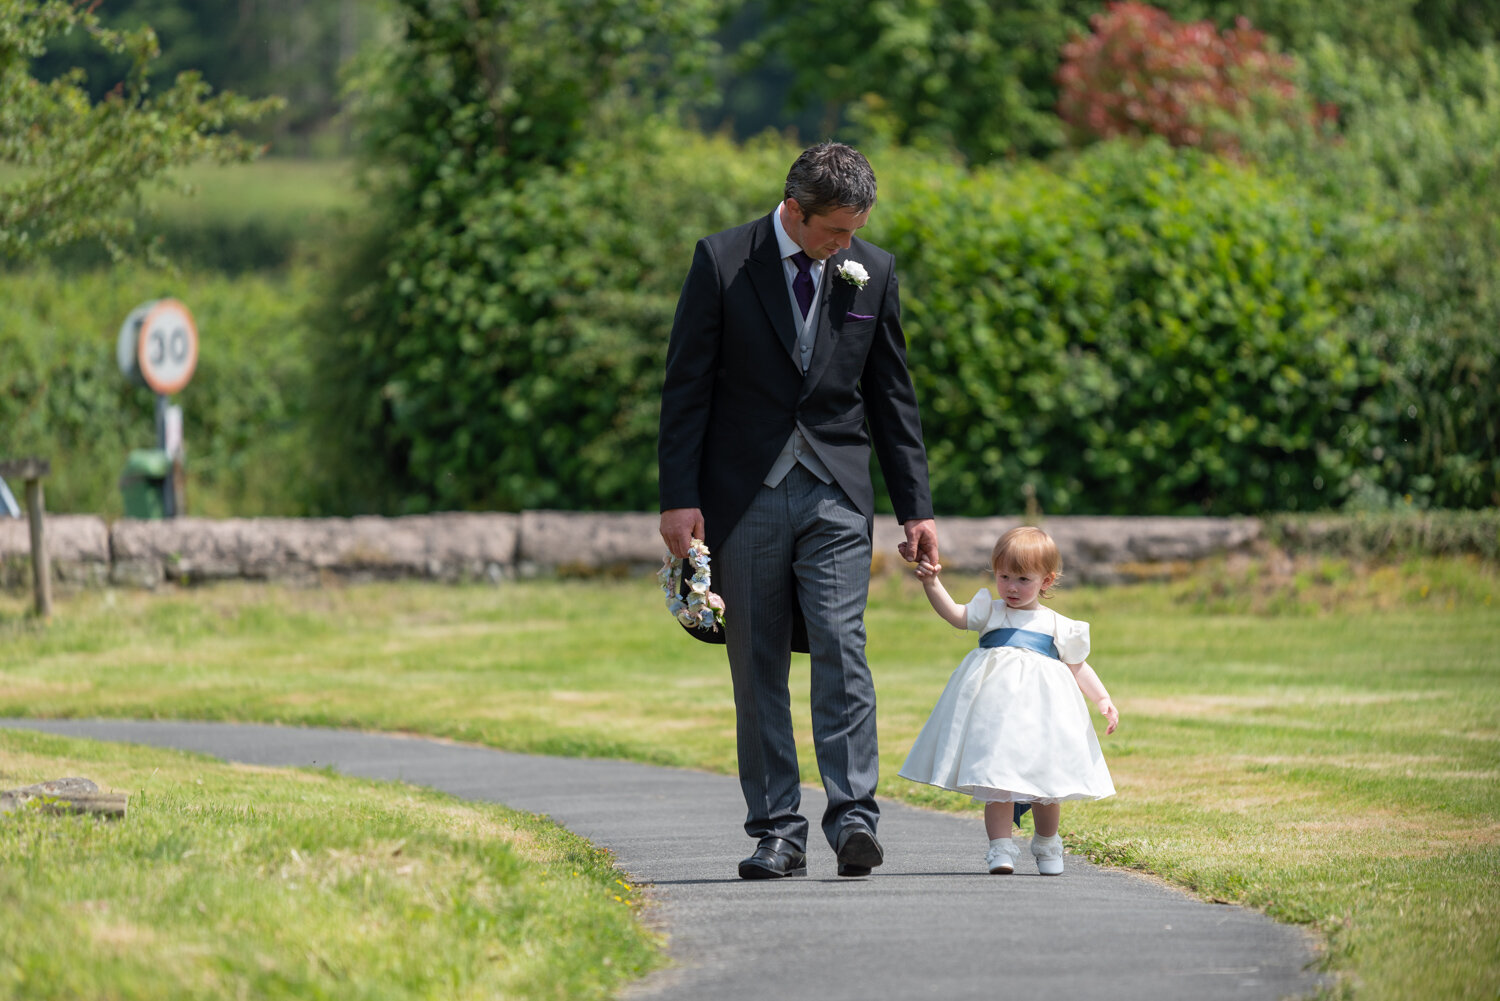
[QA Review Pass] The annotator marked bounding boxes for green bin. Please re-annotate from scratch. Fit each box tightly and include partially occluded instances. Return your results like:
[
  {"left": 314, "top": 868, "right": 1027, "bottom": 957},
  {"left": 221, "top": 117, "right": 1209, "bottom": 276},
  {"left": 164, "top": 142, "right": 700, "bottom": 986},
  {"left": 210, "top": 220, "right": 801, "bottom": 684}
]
[{"left": 120, "top": 449, "right": 170, "bottom": 519}]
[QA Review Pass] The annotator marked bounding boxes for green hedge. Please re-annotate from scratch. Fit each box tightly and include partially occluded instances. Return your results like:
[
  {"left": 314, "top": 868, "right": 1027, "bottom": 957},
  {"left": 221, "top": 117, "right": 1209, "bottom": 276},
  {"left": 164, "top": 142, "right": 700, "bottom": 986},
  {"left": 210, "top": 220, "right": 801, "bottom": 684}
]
[
  {"left": 0, "top": 265, "right": 315, "bottom": 516},
  {"left": 313, "top": 130, "right": 1414, "bottom": 516},
  {"left": 1282, "top": 42, "right": 1500, "bottom": 511},
  {"left": 307, "top": 129, "right": 792, "bottom": 514},
  {"left": 8, "top": 134, "right": 1496, "bottom": 519},
  {"left": 879, "top": 139, "right": 1381, "bottom": 515}
]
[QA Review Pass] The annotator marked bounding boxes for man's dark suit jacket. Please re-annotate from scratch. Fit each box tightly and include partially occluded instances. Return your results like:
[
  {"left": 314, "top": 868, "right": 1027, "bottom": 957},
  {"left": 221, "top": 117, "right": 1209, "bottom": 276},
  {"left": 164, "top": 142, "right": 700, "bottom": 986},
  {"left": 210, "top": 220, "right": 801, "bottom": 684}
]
[{"left": 659, "top": 211, "right": 933, "bottom": 553}]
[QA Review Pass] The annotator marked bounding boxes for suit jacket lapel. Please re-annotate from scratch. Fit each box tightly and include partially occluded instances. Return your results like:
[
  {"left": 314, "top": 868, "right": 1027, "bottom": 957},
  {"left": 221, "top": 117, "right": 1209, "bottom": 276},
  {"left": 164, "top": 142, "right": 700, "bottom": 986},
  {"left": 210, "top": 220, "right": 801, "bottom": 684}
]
[{"left": 745, "top": 214, "right": 802, "bottom": 368}]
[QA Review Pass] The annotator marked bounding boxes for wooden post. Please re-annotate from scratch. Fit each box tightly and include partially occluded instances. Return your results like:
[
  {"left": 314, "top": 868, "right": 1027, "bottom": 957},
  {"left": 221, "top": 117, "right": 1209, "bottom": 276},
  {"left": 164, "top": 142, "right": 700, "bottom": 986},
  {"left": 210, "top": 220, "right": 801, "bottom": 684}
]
[
  {"left": 25, "top": 475, "right": 51, "bottom": 617},
  {"left": 0, "top": 457, "right": 51, "bottom": 618}
]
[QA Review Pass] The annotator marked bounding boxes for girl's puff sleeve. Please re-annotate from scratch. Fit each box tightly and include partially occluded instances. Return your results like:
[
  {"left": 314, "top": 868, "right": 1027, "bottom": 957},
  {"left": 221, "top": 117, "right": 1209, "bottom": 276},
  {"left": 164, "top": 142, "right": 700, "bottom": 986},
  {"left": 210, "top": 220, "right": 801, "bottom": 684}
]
[
  {"left": 964, "top": 590, "right": 993, "bottom": 632},
  {"left": 1055, "top": 617, "right": 1091, "bottom": 663}
]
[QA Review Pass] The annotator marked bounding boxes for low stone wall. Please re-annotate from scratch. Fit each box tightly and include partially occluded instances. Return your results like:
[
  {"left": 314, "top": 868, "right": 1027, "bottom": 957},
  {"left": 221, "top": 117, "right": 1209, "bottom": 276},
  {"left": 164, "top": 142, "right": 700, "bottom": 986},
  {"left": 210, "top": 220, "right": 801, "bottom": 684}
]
[
  {"left": 1, "top": 511, "right": 1261, "bottom": 590},
  {"left": 0, "top": 515, "right": 111, "bottom": 589}
]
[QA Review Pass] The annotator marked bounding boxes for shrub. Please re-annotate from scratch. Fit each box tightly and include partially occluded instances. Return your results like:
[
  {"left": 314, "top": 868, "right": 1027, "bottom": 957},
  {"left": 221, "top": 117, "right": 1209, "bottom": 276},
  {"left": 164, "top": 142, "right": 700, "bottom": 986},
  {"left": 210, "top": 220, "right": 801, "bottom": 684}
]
[
  {"left": 1057, "top": 2, "right": 1317, "bottom": 156},
  {"left": 308, "top": 128, "right": 789, "bottom": 514},
  {"left": 311, "top": 130, "right": 1392, "bottom": 517},
  {"left": 306, "top": 0, "right": 719, "bottom": 514},
  {"left": 1260, "top": 42, "right": 1500, "bottom": 509},
  {"left": 877, "top": 139, "right": 1381, "bottom": 516},
  {"left": 1343, "top": 194, "right": 1500, "bottom": 510}
]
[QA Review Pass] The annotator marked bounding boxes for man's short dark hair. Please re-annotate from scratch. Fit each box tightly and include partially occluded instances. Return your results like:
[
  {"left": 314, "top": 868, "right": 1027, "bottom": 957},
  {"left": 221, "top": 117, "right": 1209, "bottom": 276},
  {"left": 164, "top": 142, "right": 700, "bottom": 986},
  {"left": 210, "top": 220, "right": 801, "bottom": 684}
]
[{"left": 783, "top": 142, "right": 877, "bottom": 219}]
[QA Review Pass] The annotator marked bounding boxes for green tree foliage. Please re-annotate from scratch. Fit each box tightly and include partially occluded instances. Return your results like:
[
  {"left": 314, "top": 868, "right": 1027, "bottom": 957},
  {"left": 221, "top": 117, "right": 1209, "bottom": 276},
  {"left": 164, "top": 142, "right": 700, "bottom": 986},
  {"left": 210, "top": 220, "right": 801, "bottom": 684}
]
[
  {"left": 740, "top": 0, "right": 1091, "bottom": 160},
  {"left": 310, "top": 0, "right": 719, "bottom": 514},
  {"left": 13, "top": 125, "right": 1492, "bottom": 515},
  {"left": 1411, "top": 0, "right": 1500, "bottom": 50},
  {"left": 732, "top": 0, "right": 1475, "bottom": 161},
  {"left": 0, "top": 0, "right": 279, "bottom": 261},
  {"left": 25, "top": 0, "right": 385, "bottom": 152},
  {"left": 1167, "top": 0, "right": 1422, "bottom": 61}
]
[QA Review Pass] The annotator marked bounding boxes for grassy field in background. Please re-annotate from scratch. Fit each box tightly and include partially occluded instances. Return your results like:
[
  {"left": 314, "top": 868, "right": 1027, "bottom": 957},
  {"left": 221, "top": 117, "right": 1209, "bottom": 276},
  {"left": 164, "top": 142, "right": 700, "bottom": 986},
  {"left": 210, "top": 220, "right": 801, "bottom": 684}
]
[
  {"left": 2, "top": 557, "right": 1497, "bottom": 1000},
  {"left": 140, "top": 158, "right": 361, "bottom": 228},
  {"left": 0, "top": 158, "right": 361, "bottom": 270},
  {"left": 0, "top": 726, "right": 657, "bottom": 1001}
]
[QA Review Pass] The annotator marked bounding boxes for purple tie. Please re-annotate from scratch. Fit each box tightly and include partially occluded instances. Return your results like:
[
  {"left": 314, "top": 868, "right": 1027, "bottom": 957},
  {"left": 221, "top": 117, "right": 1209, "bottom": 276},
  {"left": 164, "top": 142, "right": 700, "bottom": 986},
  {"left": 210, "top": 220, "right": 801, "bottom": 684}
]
[{"left": 790, "top": 250, "right": 814, "bottom": 319}]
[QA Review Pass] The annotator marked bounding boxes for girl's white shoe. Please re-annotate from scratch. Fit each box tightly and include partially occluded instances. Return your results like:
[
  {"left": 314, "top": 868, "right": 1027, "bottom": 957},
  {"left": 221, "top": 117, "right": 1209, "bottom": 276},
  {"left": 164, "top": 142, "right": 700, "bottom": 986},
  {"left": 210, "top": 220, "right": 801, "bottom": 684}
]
[
  {"left": 1030, "top": 834, "right": 1065, "bottom": 875},
  {"left": 986, "top": 838, "right": 1021, "bottom": 874}
]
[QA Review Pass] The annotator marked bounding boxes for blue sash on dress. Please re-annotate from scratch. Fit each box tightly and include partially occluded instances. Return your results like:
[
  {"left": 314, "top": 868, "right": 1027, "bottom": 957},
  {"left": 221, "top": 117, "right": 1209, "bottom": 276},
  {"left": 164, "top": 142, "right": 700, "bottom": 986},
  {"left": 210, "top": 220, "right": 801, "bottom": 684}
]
[{"left": 978, "top": 627, "right": 1059, "bottom": 660}]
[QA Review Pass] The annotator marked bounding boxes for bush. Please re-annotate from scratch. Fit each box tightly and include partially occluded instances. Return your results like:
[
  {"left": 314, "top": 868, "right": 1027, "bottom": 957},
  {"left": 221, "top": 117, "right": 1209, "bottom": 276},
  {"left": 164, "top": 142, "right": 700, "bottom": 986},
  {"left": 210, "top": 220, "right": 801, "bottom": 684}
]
[
  {"left": 309, "top": 128, "right": 790, "bottom": 514},
  {"left": 306, "top": 0, "right": 719, "bottom": 515},
  {"left": 312, "top": 130, "right": 1398, "bottom": 517},
  {"left": 1058, "top": 2, "right": 1314, "bottom": 156},
  {"left": 1260, "top": 43, "right": 1500, "bottom": 509},
  {"left": 877, "top": 139, "right": 1380, "bottom": 515},
  {"left": 1343, "top": 196, "right": 1500, "bottom": 510}
]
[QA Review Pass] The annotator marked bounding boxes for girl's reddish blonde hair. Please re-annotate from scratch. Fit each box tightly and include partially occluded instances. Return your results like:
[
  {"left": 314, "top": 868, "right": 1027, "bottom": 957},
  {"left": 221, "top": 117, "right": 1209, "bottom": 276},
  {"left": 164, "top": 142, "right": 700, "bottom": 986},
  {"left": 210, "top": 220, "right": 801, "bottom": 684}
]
[{"left": 989, "top": 526, "right": 1063, "bottom": 598}]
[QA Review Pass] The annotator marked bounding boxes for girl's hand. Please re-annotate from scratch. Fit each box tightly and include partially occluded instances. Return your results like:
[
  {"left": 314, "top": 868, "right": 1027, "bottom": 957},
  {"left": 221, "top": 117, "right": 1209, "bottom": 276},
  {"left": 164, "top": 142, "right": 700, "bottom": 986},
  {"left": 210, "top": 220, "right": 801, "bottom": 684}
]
[
  {"left": 914, "top": 559, "right": 941, "bottom": 582},
  {"left": 1097, "top": 698, "right": 1119, "bottom": 735}
]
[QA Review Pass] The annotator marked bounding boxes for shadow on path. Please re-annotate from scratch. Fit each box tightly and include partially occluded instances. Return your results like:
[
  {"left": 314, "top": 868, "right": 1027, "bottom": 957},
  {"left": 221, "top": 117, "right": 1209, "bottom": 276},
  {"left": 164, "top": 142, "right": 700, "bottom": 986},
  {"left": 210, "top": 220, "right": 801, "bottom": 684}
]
[{"left": 1, "top": 719, "right": 1324, "bottom": 1001}]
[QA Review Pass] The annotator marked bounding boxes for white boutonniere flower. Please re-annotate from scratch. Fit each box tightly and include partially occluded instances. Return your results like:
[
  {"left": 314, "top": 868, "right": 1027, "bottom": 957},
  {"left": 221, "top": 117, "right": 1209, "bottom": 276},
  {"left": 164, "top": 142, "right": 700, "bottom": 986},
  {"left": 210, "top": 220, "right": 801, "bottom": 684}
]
[
  {"left": 836, "top": 260, "right": 869, "bottom": 288},
  {"left": 657, "top": 538, "right": 726, "bottom": 632}
]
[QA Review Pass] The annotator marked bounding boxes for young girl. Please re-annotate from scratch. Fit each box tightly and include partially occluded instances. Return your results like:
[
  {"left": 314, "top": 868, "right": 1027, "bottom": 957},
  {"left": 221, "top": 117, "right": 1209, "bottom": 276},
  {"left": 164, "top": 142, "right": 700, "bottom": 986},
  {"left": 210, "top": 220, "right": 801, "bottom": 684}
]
[{"left": 899, "top": 526, "right": 1119, "bottom": 876}]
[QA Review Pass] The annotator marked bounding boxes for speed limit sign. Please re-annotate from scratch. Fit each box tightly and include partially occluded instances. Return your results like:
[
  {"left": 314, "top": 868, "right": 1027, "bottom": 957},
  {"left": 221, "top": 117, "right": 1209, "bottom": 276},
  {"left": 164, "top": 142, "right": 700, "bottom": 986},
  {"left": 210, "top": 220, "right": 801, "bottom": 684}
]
[{"left": 117, "top": 298, "right": 198, "bottom": 394}]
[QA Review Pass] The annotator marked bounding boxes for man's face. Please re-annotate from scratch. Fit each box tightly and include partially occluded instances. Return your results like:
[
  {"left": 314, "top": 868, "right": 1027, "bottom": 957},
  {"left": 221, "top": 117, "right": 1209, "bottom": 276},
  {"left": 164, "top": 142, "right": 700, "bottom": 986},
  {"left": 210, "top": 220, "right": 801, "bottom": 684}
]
[{"left": 783, "top": 198, "right": 870, "bottom": 260}]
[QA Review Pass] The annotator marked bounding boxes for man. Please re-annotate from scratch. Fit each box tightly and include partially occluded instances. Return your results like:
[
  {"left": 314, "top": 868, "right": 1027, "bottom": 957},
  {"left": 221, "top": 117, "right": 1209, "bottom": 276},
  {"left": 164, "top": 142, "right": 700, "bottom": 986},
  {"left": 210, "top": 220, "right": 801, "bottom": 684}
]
[{"left": 659, "top": 142, "right": 939, "bottom": 879}]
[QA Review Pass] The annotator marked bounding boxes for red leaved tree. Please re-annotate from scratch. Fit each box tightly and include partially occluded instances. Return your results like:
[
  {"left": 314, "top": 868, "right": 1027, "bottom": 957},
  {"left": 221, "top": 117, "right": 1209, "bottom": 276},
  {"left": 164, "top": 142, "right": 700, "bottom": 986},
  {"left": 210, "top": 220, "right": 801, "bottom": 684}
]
[{"left": 1057, "top": 2, "right": 1319, "bottom": 155}]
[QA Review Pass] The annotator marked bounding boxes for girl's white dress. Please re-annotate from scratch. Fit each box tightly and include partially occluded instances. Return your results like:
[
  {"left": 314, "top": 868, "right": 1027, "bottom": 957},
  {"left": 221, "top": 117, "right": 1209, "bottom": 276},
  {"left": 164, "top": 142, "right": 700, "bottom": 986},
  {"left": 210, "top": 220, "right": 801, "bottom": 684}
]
[{"left": 899, "top": 591, "right": 1115, "bottom": 804}]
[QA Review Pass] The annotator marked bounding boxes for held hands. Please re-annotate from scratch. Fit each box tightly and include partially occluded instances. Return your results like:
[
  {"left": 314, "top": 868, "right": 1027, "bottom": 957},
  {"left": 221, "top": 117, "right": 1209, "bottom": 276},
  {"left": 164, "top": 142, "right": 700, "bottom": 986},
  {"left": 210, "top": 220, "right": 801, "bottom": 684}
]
[
  {"left": 898, "top": 518, "right": 939, "bottom": 567},
  {"left": 1096, "top": 698, "right": 1119, "bottom": 735}
]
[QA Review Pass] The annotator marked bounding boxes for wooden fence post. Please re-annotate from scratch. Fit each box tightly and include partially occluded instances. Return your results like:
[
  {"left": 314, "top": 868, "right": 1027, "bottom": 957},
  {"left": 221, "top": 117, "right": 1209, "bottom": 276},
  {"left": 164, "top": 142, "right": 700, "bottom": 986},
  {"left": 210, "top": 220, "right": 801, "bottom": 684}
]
[{"left": 0, "top": 458, "right": 52, "bottom": 618}]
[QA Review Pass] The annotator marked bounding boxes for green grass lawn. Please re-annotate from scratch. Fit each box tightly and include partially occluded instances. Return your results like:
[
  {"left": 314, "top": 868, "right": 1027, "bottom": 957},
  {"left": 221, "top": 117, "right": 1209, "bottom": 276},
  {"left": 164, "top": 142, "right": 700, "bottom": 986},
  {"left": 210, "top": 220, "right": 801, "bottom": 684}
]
[
  {"left": 2, "top": 556, "right": 1497, "bottom": 1000},
  {"left": 0, "top": 727, "right": 657, "bottom": 1000}
]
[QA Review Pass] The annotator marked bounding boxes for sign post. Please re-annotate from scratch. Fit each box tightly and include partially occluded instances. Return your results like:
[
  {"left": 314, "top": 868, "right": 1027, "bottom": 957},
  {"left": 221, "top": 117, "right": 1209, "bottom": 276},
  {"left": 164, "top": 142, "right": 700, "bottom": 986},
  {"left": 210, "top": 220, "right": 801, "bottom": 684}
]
[{"left": 117, "top": 299, "right": 198, "bottom": 517}]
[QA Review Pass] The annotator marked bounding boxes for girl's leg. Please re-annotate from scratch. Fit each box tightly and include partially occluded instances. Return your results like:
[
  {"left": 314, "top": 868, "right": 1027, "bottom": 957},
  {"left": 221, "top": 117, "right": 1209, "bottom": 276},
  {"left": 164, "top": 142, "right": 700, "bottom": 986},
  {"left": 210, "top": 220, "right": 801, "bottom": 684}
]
[
  {"left": 1029, "top": 803, "right": 1065, "bottom": 874},
  {"left": 1031, "top": 802, "right": 1061, "bottom": 838},
  {"left": 984, "top": 802, "right": 1015, "bottom": 840},
  {"left": 984, "top": 802, "right": 1022, "bottom": 874}
]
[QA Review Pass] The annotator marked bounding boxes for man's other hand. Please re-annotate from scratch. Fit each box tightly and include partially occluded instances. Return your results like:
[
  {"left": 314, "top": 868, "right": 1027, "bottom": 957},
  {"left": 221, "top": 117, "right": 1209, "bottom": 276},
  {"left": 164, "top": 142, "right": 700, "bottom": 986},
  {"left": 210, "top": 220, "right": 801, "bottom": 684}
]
[{"left": 660, "top": 508, "right": 706, "bottom": 559}]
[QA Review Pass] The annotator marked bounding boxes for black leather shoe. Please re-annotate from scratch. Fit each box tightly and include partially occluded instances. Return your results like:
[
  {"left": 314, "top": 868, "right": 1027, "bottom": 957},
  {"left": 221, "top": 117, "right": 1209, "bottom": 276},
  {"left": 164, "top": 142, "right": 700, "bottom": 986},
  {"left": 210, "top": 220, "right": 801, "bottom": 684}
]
[
  {"left": 835, "top": 825, "right": 884, "bottom": 877},
  {"left": 738, "top": 837, "right": 807, "bottom": 879}
]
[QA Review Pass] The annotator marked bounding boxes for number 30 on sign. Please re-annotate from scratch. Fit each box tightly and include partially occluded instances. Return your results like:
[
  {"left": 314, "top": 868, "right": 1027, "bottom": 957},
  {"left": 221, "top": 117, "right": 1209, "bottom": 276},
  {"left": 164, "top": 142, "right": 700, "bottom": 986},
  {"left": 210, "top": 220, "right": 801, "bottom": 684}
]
[{"left": 117, "top": 299, "right": 199, "bottom": 395}]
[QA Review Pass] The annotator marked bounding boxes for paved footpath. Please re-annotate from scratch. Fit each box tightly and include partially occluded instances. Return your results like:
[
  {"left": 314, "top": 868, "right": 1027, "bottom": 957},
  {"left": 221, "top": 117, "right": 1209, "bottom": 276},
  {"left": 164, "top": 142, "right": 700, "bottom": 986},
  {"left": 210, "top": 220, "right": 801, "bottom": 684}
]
[{"left": 2, "top": 719, "right": 1323, "bottom": 1001}]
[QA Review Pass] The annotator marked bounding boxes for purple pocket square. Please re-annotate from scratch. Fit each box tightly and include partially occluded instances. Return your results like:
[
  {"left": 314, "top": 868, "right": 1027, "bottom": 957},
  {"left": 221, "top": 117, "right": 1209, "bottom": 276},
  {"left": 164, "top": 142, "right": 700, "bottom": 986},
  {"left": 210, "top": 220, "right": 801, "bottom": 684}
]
[{"left": 844, "top": 312, "right": 875, "bottom": 321}]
